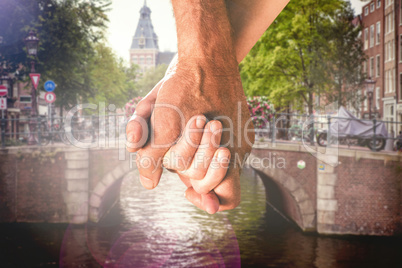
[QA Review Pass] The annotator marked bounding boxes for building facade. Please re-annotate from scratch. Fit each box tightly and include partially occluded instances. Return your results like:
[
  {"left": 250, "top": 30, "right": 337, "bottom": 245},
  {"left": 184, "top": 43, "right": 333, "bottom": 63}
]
[
  {"left": 361, "top": 0, "right": 401, "bottom": 134},
  {"left": 129, "top": 1, "right": 175, "bottom": 73}
]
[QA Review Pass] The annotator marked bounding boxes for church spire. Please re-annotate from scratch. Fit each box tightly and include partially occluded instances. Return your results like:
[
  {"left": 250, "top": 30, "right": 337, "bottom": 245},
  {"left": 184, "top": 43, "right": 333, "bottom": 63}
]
[{"left": 144, "top": 0, "right": 147, "bottom": 6}]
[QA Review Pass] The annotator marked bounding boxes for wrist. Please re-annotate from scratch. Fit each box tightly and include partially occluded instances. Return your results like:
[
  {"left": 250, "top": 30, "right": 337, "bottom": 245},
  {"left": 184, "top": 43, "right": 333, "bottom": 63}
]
[{"left": 175, "top": 56, "right": 239, "bottom": 77}]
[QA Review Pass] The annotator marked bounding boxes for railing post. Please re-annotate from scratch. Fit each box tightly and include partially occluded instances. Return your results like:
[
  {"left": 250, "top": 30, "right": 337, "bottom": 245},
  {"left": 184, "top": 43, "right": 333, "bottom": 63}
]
[
  {"left": 91, "top": 115, "right": 96, "bottom": 142},
  {"left": 310, "top": 114, "right": 315, "bottom": 146},
  {"left": 327, "top": 115, "right": 331, "bottom": 147},
  {"left": 50, "top": 109, "right": 54, "bottom": 145},
  {"left": 1, "top": 117, "right": 5, "bottom": 148},
  {"left": 372, "top": 118, "right": 377, "bottom": 152},
  {"left": 272, "top": 114, "right": 276, "bottom": 144},
  {"left": 37, "top": 116, "right": 41, "bottom": 146}
]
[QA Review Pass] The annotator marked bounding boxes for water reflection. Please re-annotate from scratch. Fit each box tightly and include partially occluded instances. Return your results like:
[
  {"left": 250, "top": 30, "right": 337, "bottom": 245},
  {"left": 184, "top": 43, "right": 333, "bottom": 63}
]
[
  {"left": 61, "top": 169, "right": 242, "bottom": 267},
  {"left": 4, "top": 167, "right": 401, "bottom": 267}
]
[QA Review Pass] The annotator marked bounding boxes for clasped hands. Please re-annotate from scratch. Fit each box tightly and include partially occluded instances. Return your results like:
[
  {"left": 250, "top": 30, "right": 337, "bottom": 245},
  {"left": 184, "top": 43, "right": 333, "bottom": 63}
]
[
  {"left": 126, "top": 57, "right": 254, "bottom": 214},
  {"left": 126, "top": 0, "right": 256, "bottom": 215}
]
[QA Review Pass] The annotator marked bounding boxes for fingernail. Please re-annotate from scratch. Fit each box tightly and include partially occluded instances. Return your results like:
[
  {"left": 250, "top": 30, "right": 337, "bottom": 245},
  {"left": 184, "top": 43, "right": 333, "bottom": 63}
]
[
  {"left": 196, "top": 116, "right": 206, "bottom": 128},
  {"left": 128, "top": 133, "right": 137, "bottom": 143},
  {"left": 206, "top": 199, "right": 219, "bottom": 214},
  {"left": 218, "top": 149, "right": 228, "bottom": 162},
  {"left": 140, "top": 175, "right": 154, "bottom": 189},
  {"left": 210, "top": 121, "right": 222, "bottom": 133}
]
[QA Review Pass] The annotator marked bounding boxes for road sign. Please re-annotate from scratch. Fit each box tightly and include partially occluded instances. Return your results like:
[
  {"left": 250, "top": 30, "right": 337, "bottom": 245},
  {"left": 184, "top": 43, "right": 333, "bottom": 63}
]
[
  {"left": 0, "top": 85, "right": 7, "bottom": 97},
  {"left": 44, "top": 80, "right": 56, "bottom": 92},
  {"left": 0, "top": 98, "right": 7, "bottom": 110},
  {"left": 29, "top": 73, "right": 41, "bottom": 90},
  {"left": 44, "top": 92, "right": 56, "bottom": 103}
]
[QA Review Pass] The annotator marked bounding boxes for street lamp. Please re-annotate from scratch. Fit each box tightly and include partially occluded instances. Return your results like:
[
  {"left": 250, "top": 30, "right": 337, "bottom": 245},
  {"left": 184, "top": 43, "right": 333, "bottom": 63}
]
[
  {"left": 365, "top": 77, "right": 376, "bottom": 119},
  {"left": 24, "top": 30, "right": 39, "bottom": 145}
]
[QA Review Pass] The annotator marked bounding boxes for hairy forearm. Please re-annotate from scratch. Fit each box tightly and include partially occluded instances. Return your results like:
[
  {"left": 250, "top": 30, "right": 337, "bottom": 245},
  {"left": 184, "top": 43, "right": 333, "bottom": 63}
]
[
  {"left": 169, "top": 0, "right": 289, "bottom": 73},
  {"left": 227, "top": 0, "right": 290, "bottom": 62},
  {"left": 172, "top": 0, "right": 238, "bottom": 70}
]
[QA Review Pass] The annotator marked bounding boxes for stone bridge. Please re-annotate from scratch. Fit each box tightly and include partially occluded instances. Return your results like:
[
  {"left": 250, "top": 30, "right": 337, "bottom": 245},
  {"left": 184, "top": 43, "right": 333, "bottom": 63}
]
[{"left": 0, "top": 142, "right": 401, "bottom": 236}]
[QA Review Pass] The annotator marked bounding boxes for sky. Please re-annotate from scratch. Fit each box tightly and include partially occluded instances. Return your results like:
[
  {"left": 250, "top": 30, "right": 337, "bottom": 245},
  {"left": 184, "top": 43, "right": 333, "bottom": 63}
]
[{"left": 106, "top": 0, "right": 366, "bottom": 65}]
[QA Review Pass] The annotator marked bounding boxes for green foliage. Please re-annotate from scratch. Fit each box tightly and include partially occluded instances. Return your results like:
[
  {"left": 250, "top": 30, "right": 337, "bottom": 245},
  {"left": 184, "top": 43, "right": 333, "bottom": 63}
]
[
  {"left": 240, "top": 0, "right": 365, "bottom": 114},
  {"left": 0, "top": 0, "right": 115, "bottom": 111},
  {"left": 136, "top": 64, "right": 168, "bottom": 96},
  {"left": 86, "top": 44, "right": 138, "bottom": 107}
]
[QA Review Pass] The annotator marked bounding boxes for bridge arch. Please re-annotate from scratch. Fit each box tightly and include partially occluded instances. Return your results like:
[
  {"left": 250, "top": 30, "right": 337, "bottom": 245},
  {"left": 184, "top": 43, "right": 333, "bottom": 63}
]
[
  {"left": 89, "top": 162, "right": 131, "bottom": 222},
  {"left": 248, "top": 153, "right": 316, "bottom": 231}
]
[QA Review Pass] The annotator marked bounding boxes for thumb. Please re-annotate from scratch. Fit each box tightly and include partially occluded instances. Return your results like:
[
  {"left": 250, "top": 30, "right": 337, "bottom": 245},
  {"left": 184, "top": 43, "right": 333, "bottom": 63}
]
[{"left": 126, "top": 80, "right": 161, "bottom": 152}]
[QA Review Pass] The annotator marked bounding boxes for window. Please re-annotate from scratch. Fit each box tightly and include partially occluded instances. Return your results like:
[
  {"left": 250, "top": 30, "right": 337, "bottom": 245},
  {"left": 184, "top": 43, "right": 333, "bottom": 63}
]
[
  {"left": 363, "top": 61, "right": 367, "bottom": 74},
  {"left": 376, "top": 87, "right": 380, "bottom": 109},
  {"left": 386, "top": 0, "right": 394, "bottom": 7},
  {"left": 376, "top": 55, "right": 380, "bottom": 77},
  {"left": 140, "top": 56, "right": 144, "bottom": 64},
  {"left": 386, "top": 69, "right": 396, "bottom": 93},
  {"left": 370, "top": 57, "right": 374, "bottom": 77},
  {"left": 364, "top": 28, "right": 369, "bottom": 49},
  {"left": 385, "top": 70, "right": 388, "bottom": 93},
  {"left": 376, "top": 22, "right": 381, "bottom": 44},
  {"left": 385, "top": 14, "right": 389, "bottom": 33},
  {"left": 371, "top": 2, "right": 375, "bottom": 12},
  {"left": 364, "top": 96, "right": 368, "bottom": 111},
  {"left": 385, "top": 41, "right": 394, "bottom": 61},
  {"left": 20, "top": 96, "right": 32, "bottom": 103},
  {"left": 131, "top": 56, "right": 138, "bottom": 64},
  {"left": 365, "top": 6, "right": 369, "bottom": 15},
  {"left": 392, "top": 68, "right": 395, "bottom": 92},
  {"left": 400, "top": 0, "right": 402, "bottom": 25},
  {"left": 370, "top": 25, "right": 375, "bottom": 47},
  {"left": 147, "top": 56, "right": 152, "bottom": 65},
  {"left": 377, "top": 0, "right": 381, "bottom": 8},
  {"left": 392, "top": 39, "right": 395, "bottom": 59},
  {"left": 400, "top": 73, "right": 402, "bottom": 99},
  {"left": 385, "top": 12, "right": 394, "bottom": 34},
  {"left": 385, "top": 41, "right": 389, "bottom": 61}
]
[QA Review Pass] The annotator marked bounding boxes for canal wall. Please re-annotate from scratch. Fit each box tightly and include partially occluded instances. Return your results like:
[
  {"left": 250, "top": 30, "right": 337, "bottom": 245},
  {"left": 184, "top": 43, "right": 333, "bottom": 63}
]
[
  {"left": 0, "top": 143, "right": 401, "bottom": 236},
  {"left": 0, "top": 146, "right": 131, "bottom": 224},
  {"left": 250, "top": 142, "right": 402, "bottom": 236}
]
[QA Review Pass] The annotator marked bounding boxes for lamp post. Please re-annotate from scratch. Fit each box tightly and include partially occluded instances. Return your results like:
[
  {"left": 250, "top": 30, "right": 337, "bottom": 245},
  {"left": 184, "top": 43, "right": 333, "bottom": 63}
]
[
  {"left": 365, "top": 77, "right": 376, "bottom": 119},
  {"left": 24, "top": 30, "right": 40, "bottom": 145}
]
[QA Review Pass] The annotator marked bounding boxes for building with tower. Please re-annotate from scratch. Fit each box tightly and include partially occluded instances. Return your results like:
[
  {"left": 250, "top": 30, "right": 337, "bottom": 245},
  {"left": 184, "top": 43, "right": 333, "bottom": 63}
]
[{"left": 129, "top": 0, "right": 175, "bottom": 72}]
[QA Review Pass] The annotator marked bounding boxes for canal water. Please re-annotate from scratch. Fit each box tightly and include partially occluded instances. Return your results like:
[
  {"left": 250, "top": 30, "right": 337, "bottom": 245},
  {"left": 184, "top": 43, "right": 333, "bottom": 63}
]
[{"left": 1, "top": 169, "right": 401, "bottom": 267}]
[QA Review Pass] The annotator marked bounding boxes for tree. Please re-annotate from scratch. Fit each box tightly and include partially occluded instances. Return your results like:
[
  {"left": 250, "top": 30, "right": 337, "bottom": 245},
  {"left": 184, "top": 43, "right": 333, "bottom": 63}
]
[
  {"left": 324, "top": 5, "right": 366, "bottom": 114},
  {"left": 86, "top": 43, "right": 138, "bottom": 108},
  {"left": 0, "top": 0, "right": 111, "bottom": 114},
  {"left": 240, "top": 0, "right": 364, "bottom": 114}
]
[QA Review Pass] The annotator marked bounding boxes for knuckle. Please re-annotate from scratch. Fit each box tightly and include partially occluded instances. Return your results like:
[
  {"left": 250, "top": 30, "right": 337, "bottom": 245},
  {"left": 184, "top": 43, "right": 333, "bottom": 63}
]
[{"left": 192, "top": 184, "right": 209, "bottom": 195}]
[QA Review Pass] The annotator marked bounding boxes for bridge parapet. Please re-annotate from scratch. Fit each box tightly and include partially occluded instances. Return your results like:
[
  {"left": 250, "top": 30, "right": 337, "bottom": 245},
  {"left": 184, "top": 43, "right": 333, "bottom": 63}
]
[
  {"left": 1, "top": 142, "right": 401, "bottom": 235},
  {"left": 0, "top": 145, "right": 133, "bottom": 224},
  {"left": 251, "top": 141, "right": 402, "bottom": 235}
]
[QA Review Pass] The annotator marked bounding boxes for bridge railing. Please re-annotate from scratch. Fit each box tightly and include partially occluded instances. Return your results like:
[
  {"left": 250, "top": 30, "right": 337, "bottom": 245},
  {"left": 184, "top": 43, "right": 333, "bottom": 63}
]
[
  {"left": 255, "top": 112, "right": 402, "bottom": 152},
  {"left": 0, "top": 113, "right": 127, "bottom": 147},
  {"left": 1, "top": 112, "right": 402, "bottom": 152}
]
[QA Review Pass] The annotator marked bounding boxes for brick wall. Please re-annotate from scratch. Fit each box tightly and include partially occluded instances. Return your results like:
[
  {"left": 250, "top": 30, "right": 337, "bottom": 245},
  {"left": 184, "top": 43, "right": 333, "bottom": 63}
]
[
  {"left": 334, "top": 156, "right": 401, "bottom": 235},
  {"left": 0, "top": 148, "right": 68, "bottom": 223}
]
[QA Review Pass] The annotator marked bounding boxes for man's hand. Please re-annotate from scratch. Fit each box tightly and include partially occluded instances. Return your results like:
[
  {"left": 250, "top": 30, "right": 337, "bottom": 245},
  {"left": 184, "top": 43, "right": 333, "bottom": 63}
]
[
  {"left": 134, "top": 61, "right": 254, "bottom": 211},
  {"left": 126, "top": 0, "right": 289, "bottom": 213}
]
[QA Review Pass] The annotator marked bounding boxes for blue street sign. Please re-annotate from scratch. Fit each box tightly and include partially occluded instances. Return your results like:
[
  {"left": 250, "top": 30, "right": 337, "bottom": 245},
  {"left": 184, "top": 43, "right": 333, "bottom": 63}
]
[{"left": 44, "top": 80, "right": 56, "bottom": 92}]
